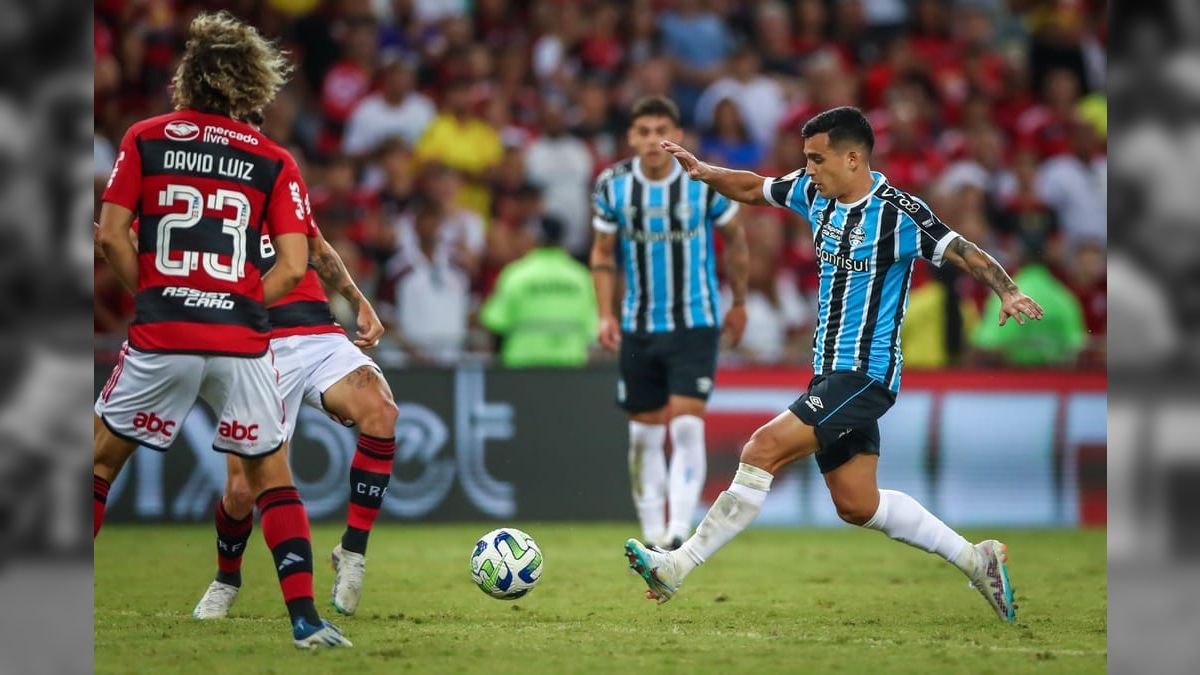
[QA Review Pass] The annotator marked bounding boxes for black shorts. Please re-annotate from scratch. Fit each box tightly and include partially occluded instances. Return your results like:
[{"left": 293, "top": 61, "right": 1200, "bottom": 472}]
[
  {"left": 788, "top": 370, "right": 896, "bottom": 474},
  {"left": 618, "top": 328, "right": 719, "bottom": 413}
]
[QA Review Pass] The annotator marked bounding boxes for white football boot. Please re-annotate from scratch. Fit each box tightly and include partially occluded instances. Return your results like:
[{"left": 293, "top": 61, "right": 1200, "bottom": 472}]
[
  {"left": 192, "top": 580, "right": 239, "bottom": 620},
  {"left": 330, "top": 543, "right": 366, "bottom": 615}
]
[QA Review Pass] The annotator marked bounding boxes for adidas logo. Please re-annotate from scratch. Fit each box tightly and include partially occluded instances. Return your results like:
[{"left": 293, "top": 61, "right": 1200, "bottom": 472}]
[{"left": 278, "top": 552, "right": 305, "bottom": 571}]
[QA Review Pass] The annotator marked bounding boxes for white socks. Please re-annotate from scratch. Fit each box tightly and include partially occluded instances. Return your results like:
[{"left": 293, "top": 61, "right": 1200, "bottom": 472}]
[
  {"left": 628, "top": 421, "right": 668, "bottom": 544},
  {"left": 864, "top": 489, "right": 980, "bottom": 576},
  {"left": 675, "top": 463, "right": 773, "bottom": 576},
  {"left": 666, "top": 415, "right": 707, "bottom": 542}
]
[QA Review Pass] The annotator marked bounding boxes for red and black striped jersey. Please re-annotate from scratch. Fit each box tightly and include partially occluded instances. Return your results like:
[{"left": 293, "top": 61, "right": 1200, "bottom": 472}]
[
  {"left": 103, "top": 110, "right": 316, "bottom": 356},
  {"left": 256, "top": 223, "right": 343, "bottom": 339}
]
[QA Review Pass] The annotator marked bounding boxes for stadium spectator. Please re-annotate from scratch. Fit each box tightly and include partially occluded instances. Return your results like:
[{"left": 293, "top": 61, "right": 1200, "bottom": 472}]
[
  {"left": 699, "top": 98, "right": 765, "bottom": 171},
  {"left": 719, "top": 212, "right": 811, "bottom": 365},
  {"left": 658, "top": 0, "right": 735, "bottom": 124},
  {"left": 524, "top": 98, "right": 594, "bottom": 258},
  {"left": 342, "top": 56, "right": 436, "bottom": 157},
  {"left": 571, "top": 78, "right": 621, "bottom": 176},
  {"left": 972, "top": 238, "right": 1087, "bottom": 368},
  {"left": 318, "top": 13, "right": 379, "bottom": 156},
  {"left": 377, "top": 197, "right": 472, "bottom": 364},
  {"left": 695, "top": 47, "right": 786, "bottom": 148},
  {"left": 388, "top": 163, "right": 485, "bottom": 281},
  {"left": 414, "top": 78, "right": 503, "bottom": 221},
  {"left": 901, "top": 265, "right": 982, "bottom": 369},
  {"left": 1061, "top": 239, "right": 1107, "bottom": 368},
  {"left": 480, "top": 216, "right": 597, "bottom": 368},
  {"left": 1036, "top": 115, "right": 1107, "bottom": 245}
]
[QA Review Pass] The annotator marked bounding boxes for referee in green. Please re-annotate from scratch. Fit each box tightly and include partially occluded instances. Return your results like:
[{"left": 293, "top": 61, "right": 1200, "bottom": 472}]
[{"left": 481, "top": 216, "right": 599, "bottom": 367}]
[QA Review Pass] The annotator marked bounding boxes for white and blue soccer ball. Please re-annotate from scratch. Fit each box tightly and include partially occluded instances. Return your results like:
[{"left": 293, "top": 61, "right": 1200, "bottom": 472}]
[{"left": 470, "top": 528, "right": 543, "bottom": 600}]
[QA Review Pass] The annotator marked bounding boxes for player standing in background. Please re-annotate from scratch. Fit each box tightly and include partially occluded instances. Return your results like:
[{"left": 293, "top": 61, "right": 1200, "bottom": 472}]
[
  {"left": 93, "top": 12, "right": 350, "bottom": 648},
  {"left": 591, "top": 97, "right": 750, "bottom": 551},
  {"left": 625, "top": 107, "right": 1045, "bottom": 622},
  {"left": 191, "top": 177, "right": 399, "bottom": 620}
]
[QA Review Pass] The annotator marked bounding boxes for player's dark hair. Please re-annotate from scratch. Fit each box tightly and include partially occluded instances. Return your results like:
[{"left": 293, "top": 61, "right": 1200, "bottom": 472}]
[
  {"left": 629, "top": 96, "right": 680, "bottom": 127},
  {"left": 802, "top": 106, "right": 875, "bottom": 154}
]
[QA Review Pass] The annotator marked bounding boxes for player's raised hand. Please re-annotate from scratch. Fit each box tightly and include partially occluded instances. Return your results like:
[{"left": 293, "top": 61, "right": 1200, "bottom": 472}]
[
  {"left": 722, "top": 303, "right": 747, "bottom": 347},
  {"left": 660, "top": 140, "right": 711, "bottom": 181},
  {"left": 998, "top": 290, "right": 1044, "bottom": 326},
  {"left": 598, "top": 315, "right": 622, "bottom": 352},
  {"left": 354, "top": 300, "right": 385, "bottom": 348}
]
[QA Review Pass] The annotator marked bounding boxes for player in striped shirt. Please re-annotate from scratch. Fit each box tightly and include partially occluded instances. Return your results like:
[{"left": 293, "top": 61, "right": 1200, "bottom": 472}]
[
  {"left": 591, "top": 97, "right": 750, "bottom": 551},
  {"left": 625, "top": 106, "right": 1044, "bottom": 623}
]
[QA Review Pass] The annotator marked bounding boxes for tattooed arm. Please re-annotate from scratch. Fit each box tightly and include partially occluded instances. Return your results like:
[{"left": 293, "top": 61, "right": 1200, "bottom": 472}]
[
  {"left": 941, "top": 236, "right": 1045, "bottom": 326},
  {"left": 309, "top": 232, "right": 384, "bottom": 347}
]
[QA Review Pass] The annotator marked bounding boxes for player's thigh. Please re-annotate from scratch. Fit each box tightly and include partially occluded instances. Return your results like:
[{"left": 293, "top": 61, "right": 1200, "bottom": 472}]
[
  {"left": 740, "top": 410, "right": 820, "bottom": 475},
  {"left": 668, "top": 395, "right": 706, "bottom": 419},
  {"left": 93, "top": 417, "right": 138, "bottom": 481},
  {"left": 235, "top": 442, "right": 295, "bottom": 495},
  {"left": 618, "top": 331, "right": 669, "bottom": 414},
  {"left": 664, "top": 327, "right": 719, "bottom": 403},
  {"left": 205, "top": 354, "right": 287, "bottom": 457},
  {"left": 304, "top": 335, "right": 395, "bottom": 432},
  {"left": 94, "top": 347, "right": 205, "bottom": 452}
]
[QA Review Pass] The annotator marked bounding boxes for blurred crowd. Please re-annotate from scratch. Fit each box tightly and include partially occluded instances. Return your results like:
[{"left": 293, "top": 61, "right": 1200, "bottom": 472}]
[{"left": 93, "top": 0, "right": 1108, "bottom": 369}]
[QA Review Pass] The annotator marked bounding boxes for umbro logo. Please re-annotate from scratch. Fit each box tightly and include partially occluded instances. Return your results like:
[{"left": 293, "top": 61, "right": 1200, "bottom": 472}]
[
  {"left": 696, "top": 377, "right": 713, "bottom": 394},
  {"left": 804, "top": 395, "right": 824, "bottom": 412},
  {"left": 278, "top": 552, "right": 305, "bottom": 571}
]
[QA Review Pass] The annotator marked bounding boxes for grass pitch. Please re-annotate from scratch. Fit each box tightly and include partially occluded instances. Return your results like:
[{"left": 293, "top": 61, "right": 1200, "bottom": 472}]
[{"left": 95, "top": 524, "right": 1106, "bottom": 674}]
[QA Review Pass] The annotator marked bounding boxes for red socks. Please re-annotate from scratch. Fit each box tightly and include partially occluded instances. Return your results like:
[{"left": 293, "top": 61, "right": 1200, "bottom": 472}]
[
  {"left": 93, "top": 475, "right": 110, "bottom": 538},
  {"left": 256, "top": 486, "right": 319, "bottom": 624},
  {"left": 342, "top": 434, "right": 395, "bottom": 555}
]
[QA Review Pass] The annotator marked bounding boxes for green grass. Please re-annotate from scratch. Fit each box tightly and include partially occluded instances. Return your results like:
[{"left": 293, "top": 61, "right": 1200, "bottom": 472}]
[{"left": 95, "top": 524, "right": 1106, "bottom": 674}]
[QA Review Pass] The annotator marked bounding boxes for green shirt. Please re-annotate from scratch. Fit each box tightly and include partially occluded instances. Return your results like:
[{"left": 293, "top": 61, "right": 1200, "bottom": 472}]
[
  {"left": 972, "top": 264, "right": 1087, "bottom": 366},
  {"left": 480, "top": 248, "right": 598, "bottom": 367}
]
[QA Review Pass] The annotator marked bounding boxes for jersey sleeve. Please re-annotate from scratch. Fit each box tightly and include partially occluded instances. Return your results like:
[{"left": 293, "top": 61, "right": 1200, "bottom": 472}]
[
  {"left": 101, "top": 126, "right": 144, "bottom": 210},
  {"left": 896, "top": 195, "right": 960, "bottom": 267},
  {"left": 762, "top": 168, "right": 814, "bottom": 215},
  {"left": 708, "top": 189, "right": 740, "bottom": 226},
  {"left": 592, "top": 170, "right": 619, "bottom": 234},
  {"left": 266, "top": 154, "right": 317, "bottom": 238}
]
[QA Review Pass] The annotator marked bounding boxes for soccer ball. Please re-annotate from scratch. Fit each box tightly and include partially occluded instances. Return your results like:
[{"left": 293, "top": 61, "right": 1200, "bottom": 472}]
[{"left": 470, "top": 528, "right": 543, "bottom": 600}]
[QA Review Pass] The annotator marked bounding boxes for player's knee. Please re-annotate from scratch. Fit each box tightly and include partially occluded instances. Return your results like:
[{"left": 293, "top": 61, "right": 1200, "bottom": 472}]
[
  {"left": 740, "top": 428, "right": 780, "bottom": 466},
  {"left": 223, "top": 477, "right": 255, "bottom": 516},
  {"left": 832, "top": 493, "right": 875, "bottom": 526},
  {"left": 357, "top": 397, "right": 399, "bottom": 437}
]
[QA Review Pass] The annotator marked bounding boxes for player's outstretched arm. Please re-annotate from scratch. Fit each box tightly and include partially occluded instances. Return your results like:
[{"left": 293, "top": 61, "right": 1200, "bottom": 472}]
[
  {"left": 262, "top": 233, "right": 308, "bottom": 307},
  {"left": 718, "top": 215, "right": 749, "bottom": 347},
  {"left": 942, "top": 236, "right": 1045, "bottom": 326},
  {"left": 590, "top": 230, "right": 622, "bottom": 351},
  {"left": 660, "top": 140, "right": 770, "bottom": 206},
  {"left": 96, "top": 203, "right": 138, "bottom": 292},
  {"left": 309, "top": 231, "right": 383, "bottom": 348}
]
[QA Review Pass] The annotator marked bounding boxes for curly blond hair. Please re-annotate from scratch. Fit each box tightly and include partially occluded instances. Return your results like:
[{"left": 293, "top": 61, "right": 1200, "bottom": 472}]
[{"left": 171, "top": 12, "right": 292, "bottom": 121}]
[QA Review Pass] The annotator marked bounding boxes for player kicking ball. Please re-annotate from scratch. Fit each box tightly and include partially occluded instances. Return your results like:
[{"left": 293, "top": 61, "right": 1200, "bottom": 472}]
[
  {"left": 624, "top": 107, "right": 1044, "bottom": 623},
  {"left": 94, "top": 13, "right": 350, "bottom": 648}
]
